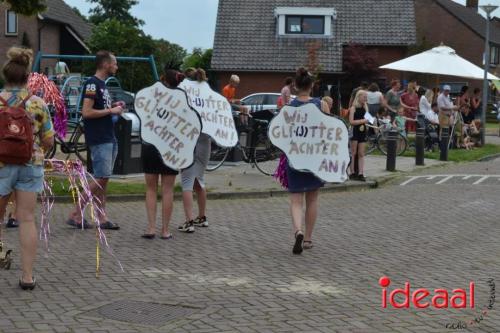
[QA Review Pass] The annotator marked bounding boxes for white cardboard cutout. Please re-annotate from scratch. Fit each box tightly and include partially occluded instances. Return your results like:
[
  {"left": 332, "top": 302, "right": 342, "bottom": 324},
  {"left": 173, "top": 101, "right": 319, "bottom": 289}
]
[
  {"left": 268, "top": 104, "right": 350, "bottom": 183},
  {"left": 135, "top": 81, "right": 202, "bottom": 170},
  {"left": 179, "top": 79, "right": 238, "bottom": 148}
]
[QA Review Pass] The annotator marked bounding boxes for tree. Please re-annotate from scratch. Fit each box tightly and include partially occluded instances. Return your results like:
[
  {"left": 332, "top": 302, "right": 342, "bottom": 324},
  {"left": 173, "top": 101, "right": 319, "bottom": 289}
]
[
  {"left": 3, "top": 0, "right": 46, "bottom": 16},
  {"left": 153, "top": 39, "right": 187, "bottom": 71},
  {"left": 87, "top": 0, "right": 143, "bottom": 26},
  {"left": 87, "top": 19, "right": 155, "bottom": 92},
  {"left": 182, "top": 48, "right": 213, "bottom": 72},
  {"left": 342, "top": 42, "right": 380, "bottom": 81},
  {"left": 72, "top": 6, "right": 88, "bottom": 22}
]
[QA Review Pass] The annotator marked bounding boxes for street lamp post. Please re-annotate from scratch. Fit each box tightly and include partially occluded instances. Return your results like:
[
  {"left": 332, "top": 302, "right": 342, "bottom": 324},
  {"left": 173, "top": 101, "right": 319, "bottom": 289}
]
[{"left": 480, "top": 4, "right": 498, "bottom": 146}]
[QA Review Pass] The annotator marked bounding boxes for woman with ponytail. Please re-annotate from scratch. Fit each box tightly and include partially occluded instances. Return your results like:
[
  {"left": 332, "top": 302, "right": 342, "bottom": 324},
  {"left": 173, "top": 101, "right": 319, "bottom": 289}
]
[
  {"left": 286, "top": 68, "right": 330, "bottom": 254},
  {"left": 0, "top": 47, "right": 54, "bottom": 289},
  {"left": 178, "top": 68, "right": 211, "bottom": 233},
  {"left": 140, "top": 66, "right": 182, "bottom": 240}
]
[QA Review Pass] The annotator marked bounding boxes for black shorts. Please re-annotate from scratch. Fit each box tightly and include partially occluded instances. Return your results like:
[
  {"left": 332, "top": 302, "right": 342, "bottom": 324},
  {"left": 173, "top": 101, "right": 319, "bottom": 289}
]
[{"left": 141, "top": 144, "right": 178, "bottom": 175}]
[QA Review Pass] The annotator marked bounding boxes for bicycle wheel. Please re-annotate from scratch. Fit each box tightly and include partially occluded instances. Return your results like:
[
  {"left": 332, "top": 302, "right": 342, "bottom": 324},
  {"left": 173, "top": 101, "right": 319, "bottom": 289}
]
[
  {"left": 206, "top": 141, "right": 230, "bottom": 171},
  {"left": 253, "top": 137, "right": 281, "bottom": 176},
  {"left": 73, "top": 126, "right": 88, "bottom": 164},
  {"left": 378, "top": 133, "right": 408, "bottom": 156},
  {"left": 365, "top": 134, "right": 378, "bottom": 154}
]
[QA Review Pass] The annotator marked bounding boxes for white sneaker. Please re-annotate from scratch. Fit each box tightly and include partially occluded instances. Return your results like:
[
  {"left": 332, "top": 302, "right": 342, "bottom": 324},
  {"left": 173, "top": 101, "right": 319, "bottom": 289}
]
[
  {"left": 193, "top": 216, "right": 208, "bottom": 227},
  {"left": 178, "top": 221, "right": 195, "bottom": 233}
]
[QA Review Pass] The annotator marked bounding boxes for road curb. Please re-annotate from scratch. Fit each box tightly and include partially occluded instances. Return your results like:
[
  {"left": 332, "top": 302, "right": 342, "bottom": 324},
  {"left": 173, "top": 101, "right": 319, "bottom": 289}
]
[
  {"left": 478, "top": 153, "right": 500, "bottom": 162},
  {"left": 48, "top": 180, "right": 378, "bottom": 203}
]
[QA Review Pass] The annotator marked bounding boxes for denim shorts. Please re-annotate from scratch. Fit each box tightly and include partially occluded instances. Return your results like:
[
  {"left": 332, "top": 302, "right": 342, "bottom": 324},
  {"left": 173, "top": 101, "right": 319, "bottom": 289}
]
[
  {"left": 0, "top": 164, "right": 44, "bottom": 195},
  {"left": 89, "top": 142, "right": 118, "bottom": 178}
]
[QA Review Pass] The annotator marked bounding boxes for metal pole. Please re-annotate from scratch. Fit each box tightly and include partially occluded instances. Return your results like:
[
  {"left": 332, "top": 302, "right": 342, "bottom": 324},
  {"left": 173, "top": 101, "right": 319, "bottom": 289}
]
[
  {"left": 386, "top": 129, "right": 397, "bottom": 171},
  {"left": 440, "top": 127, "right": 449, "bottom": 161},
  {"left": 481, "top": 13, "right": 491, "bottom": 147},
  {"left": 415, "top": 127, "right": 425, "bottom": 166}
]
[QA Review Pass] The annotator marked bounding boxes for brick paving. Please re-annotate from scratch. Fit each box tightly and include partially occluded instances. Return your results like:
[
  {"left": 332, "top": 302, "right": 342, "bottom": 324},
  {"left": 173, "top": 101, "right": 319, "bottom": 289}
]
[{"left": 1, "top": 159, "right": 500, "bottom": 332}]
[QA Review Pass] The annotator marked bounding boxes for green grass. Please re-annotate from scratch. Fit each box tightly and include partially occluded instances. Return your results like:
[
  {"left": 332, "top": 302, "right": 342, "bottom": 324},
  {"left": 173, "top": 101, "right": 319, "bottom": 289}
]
[
  {"left": 402, "top": 144, "right": 500, "bottom": 162},
  {"left": 47, "top": 177, "right": 182, "bottom": 196}
]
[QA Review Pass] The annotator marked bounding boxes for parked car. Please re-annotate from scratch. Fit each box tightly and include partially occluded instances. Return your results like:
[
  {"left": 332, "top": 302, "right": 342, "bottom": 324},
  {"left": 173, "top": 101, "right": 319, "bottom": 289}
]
[{"left": 241, "top": 93, "right": 281, "bottom": 112}]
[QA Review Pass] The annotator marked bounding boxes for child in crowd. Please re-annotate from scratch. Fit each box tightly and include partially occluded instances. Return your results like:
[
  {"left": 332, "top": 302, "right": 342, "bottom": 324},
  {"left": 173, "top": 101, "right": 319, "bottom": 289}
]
[{"left": 393, "top": 106, "right": 417, "bottom": 137}]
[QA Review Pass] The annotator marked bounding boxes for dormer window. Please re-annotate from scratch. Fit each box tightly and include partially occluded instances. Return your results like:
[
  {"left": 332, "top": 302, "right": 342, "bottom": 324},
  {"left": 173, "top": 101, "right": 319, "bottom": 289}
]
[
  {"left": 275, "top": 7, "right": 336, "bottom": 37},
  {"left": 285, "top": 16, "right": 324, "bottom": 35}
]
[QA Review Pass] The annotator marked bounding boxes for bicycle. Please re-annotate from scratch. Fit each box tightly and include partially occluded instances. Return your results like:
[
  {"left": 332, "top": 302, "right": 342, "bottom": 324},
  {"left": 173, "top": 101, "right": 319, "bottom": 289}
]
[
  {"left": 44, "top": 117, "right": 87, "bottom": 163},
  {"left": 365, "top": 124, "right": 408, "bottom": 156},
  {"left": 207, "top": 112, "right": 281, "bottom": 176}
]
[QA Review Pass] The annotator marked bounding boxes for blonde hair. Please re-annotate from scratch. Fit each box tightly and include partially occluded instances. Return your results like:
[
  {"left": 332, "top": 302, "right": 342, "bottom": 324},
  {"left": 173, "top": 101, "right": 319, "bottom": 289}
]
[
  {"left": 424, "top": 89, "right": 434, "bottom": 103},
  {"left": 407, "top": 82, "right": 416, "bottom": 94},
  {"left": 2, "top": 47, "right": 33, "bottom": 86},
  {"left": 353, "top": 89, "right": 368, "bottom": 111},
  {"left": 322, "top": 96, "right": 333, "bottom": 107}
]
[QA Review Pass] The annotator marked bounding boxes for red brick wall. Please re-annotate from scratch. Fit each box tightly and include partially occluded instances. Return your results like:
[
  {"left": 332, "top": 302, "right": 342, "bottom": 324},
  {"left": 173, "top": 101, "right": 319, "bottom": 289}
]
[
  {"left": 38, "top": 23, "right": 60, "bottom": 72},
  {"left": 215, "top": 71, "right": 294, "bottom": 98},
  {"left": 0, "top": 4, "right": 39, "bottom": 67}
]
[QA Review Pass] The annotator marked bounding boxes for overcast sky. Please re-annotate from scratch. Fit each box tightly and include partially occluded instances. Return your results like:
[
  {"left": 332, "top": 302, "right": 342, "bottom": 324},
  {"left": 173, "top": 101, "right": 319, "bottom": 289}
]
[{"left": 65, "top": 0, "right": 499, "bottom": 52}]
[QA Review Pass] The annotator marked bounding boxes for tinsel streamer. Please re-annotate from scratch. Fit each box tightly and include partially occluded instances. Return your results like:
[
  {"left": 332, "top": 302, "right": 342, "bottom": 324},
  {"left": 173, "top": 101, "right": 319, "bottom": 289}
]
[
  {"left": 27, "top": 73, "right": 68, "bottom": 138},
  {"left": 273, "top": 154, "right": 289, "bottom": 189},
  {"left": 42, "top": 159, "right": 123, "bottom": 275},
  {"left": 39, "top": 179, "right": 55, "bottom": 254}
]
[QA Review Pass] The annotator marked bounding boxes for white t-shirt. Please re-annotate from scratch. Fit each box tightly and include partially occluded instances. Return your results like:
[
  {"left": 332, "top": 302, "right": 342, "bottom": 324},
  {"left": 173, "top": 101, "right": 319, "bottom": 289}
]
[
  {"left": 419, "top": 95, "right": 432, "bottom": 116},
  {"left": 367, "top": 91, "right": 383, "bottom": 105},
  {"left": 437, "top": 93, "right": 454, "bottom": 111},
  {"left": 426, "top": 109, "right": 439, "bottom": 124}
]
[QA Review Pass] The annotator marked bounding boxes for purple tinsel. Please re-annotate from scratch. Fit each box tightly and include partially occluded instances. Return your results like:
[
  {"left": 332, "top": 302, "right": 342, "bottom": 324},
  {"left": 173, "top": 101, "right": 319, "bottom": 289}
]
[{"left": 273, "top": 154, "right": 289, "bottom": 189}]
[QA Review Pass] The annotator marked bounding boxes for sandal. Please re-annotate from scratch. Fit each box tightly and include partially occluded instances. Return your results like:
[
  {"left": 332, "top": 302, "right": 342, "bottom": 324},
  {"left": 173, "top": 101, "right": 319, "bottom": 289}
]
[
  {"left": 293, "top": 230, "right": 304, "bottom": 255},
  {"left": 303, "top": 241, "right": 313, "bottom": 250},
  {"left": 99, "top": 221, "right": 120, "bottom": 230},
  {"left": 141, "top": 234, "right": 156, "bottom": 239},
  {"left": 66, "top": 218, "right": 92, "bottom": 229},
  {"left": 19, "top": 276, "right": 36, "bottom": 290},
  {"left": 160, "top": 234, "right": 173, "bottom": 240}
]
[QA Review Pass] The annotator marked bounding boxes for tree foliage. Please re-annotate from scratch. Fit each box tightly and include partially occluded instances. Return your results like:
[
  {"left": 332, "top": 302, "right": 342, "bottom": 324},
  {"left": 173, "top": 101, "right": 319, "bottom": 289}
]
[
  {"left": 153, "top": 39, "right": 187, "bottom": 71},
  {"left": 4, "top": 0, "right": 46, "bottom": 16},
  {"left": 87, "top": 0, "right": 143, "bottom": 26},
  {"left": 87, "top": 19, "right": 155, "bottom": 92},
  {"left": 182, "top": 48, "right": 213, "bottom": 72},
  {"left": 342, "top": 42, "right": 380, "bottom": 81}
]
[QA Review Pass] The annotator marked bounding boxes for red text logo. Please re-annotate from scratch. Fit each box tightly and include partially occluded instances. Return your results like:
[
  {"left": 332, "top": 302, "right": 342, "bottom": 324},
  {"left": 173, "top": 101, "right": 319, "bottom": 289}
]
[{"left": 379, "top": 276, "right": 475, "bottom": 309}]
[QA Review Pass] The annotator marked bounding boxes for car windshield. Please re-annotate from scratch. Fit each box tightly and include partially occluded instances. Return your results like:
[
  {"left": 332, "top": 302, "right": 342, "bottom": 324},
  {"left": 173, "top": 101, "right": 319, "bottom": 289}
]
[{"left": 243, "top": 95, "right": 265, "bottom": 105}]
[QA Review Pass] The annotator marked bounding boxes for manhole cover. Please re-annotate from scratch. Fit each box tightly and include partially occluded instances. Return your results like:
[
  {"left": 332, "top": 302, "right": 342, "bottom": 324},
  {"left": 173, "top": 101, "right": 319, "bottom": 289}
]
[{"left": 84, "top": 300, "right": 198, "bottom": 326}]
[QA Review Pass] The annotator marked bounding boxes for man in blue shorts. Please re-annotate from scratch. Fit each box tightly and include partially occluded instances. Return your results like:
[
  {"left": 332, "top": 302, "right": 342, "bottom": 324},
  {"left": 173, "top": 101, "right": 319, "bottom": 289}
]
[{"left": 66, "top": 51, "right": 124, "bottom": 230}]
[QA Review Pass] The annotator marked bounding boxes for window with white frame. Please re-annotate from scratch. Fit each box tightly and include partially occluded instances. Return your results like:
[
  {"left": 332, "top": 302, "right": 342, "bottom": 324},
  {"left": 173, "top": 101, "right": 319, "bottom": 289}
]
[
  {"left": 275, "top": 7, "right": 336, "bottom": 37},
  {"left": 5, "top": 10, "right": 18, "bottom": 36},
  {"left": 491, "top": 45, "right": 499, "bottom": 65}
]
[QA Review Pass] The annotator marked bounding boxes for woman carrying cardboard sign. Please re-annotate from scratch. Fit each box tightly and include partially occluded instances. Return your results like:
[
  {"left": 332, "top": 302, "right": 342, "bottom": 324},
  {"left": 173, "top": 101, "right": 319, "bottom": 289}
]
[{"left": 286, "top": 68, "right": 330, "bottom": 254}]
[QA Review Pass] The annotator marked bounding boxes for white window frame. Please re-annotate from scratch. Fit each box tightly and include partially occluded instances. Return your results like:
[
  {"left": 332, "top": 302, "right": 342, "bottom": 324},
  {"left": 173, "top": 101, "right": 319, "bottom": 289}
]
[
  {"left": 275, "top": 7, "right": 336, "bottom": 37},
  {"left": 5, "top": 10, "right": 18, "bottom": 36}
]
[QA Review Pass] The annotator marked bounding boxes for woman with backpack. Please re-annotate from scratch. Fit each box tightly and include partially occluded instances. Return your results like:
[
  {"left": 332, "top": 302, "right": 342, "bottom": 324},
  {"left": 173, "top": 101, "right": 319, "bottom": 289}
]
[{"left": 0, "top": 47, "right": 54, "bottom": 290}]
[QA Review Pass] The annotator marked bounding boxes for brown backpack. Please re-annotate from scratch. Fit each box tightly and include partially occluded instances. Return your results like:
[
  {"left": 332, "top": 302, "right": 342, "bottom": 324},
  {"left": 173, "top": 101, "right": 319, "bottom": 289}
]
[{"left": 0, "top": 94, "right": 34, "bottom": 165}]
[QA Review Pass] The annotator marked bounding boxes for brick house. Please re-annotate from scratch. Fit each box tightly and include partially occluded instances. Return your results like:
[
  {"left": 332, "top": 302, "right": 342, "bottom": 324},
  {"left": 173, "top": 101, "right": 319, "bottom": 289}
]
[
  {"left": 0, "top": 0, "right": 91, "bottom": 74},
  {"left": 211, "top": 0, "right": 499, "bottom": 106}
]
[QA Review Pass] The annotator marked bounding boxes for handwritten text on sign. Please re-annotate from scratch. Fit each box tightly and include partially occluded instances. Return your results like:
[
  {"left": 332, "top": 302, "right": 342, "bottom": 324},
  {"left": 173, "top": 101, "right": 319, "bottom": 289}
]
[
  {"left": 135, "top": 82, "right": 202, "bottom": 170},
  {"left": 179, "top": 79, "right": 238, "bottom": 148},
  {"left": 268, "top": 104, "right": 349, "bottom": 183}
]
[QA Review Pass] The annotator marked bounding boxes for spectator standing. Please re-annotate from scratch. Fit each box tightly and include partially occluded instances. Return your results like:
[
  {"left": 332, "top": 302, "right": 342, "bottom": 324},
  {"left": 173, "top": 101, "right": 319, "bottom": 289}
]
[
  {"left": 140, "top": 67, "right": 182, "bottom": 240},
  {"left": 178, "top": 69, "right": 211, "bottom": 233},
  {"left": 419, "top": 89, "right": 434, "bottom": 118},
  {"left": 366, "top": 83, "right": 383, "bottom": 117},
  {"left": 0, "top": 47, "right": 55, "bottom": 290},
  {"left": 286, "top": 68, "right": 330, "bottom": 255},
  {"left": 278, "top": 77, "right": 293, "bottom": 108},
  {"left": 471, "top": 88, "right": 482, "bottom": 121},
  {"left": 437, "top": 85, "right": 459, "bottom": 137},
  {"left": 321, "top": 96, "right": 333, "bottom": 114},
  {"left": 400, "top": 82, "right": 419, "bottom": 132},
  {"left": 66, "top": 51, "right": 124, "bottom": 230},
  {"left": 385, "top": 79, "right": 401, "bottom": 116},
  {"left": 349, "top": 90, "right": 369, "bottom": 182}
]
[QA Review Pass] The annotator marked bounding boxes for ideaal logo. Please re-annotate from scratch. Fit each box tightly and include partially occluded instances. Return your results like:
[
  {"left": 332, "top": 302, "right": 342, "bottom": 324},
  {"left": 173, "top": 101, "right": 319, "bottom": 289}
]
[
  {"left": 379, "top": 277, "right": 495, "bottom": 330},
  {"left": 379, "top": 276, "right": 475, "bottom": 309}
]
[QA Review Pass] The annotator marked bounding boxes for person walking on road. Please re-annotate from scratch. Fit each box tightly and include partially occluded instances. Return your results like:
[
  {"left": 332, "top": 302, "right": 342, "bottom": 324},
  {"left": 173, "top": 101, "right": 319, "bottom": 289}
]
[
  {"left": 141, "top": 67, "right": 182, "bottom": 240},
  {"left": 0, "top": 47, "right": 55, "bottom": 290},
  {"left": 66, "top": 51, "right": 124, "bottom": 230},
  {"left": 178, "top": 69, "right": 211, "bottom": 233},
  {"left": 286, "top": 68, "right": 330, "bottom": 255},
  {"left": 349, "top": 90, "right": 369, "bottom": 182}
]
